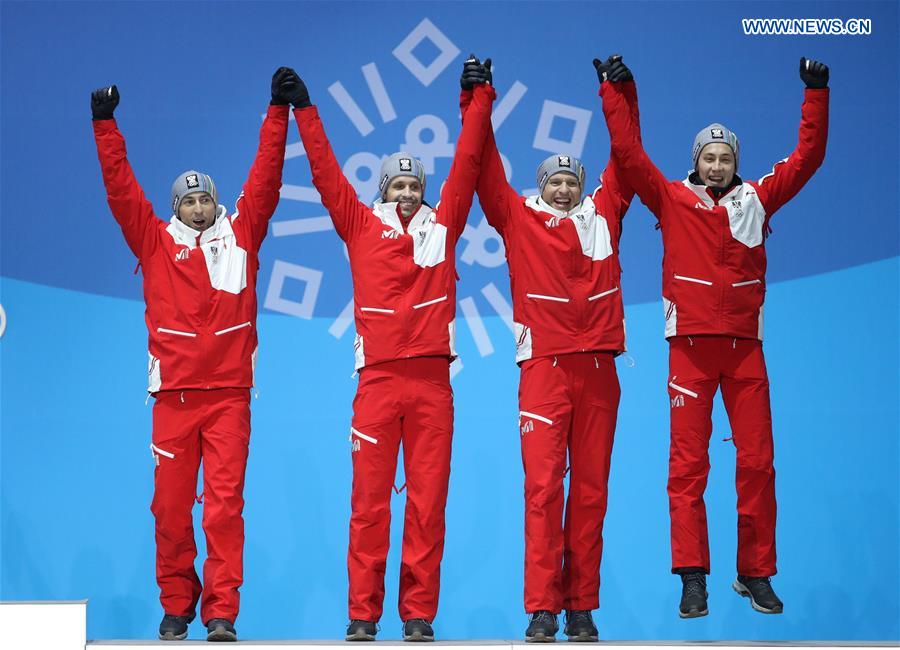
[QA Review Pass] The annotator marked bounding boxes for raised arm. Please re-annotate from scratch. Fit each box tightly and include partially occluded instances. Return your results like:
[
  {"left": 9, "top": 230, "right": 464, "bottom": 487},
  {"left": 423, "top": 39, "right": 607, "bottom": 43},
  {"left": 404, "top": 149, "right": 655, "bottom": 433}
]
[
  {"left": 460, "top": 59, "right": 518, "bottom": 235},
  {"left": 231, "top": 68, "right": 292, "bottom": 251},
  {"left": 596, "top": 57, "right": 671, "bottom": 219},
  {"left": 439, "top": 57, "right": 497, "bottom": 240},
  {"left": 91, "top": 85, "right": 159, "bottom": 259},
  {"left": 292, "top": 74, "right": 369, "bottom": 243},
  {"left": 754, "top": 57, "right": 830, "bottom": 218},
  {"left": 595, "top": 72, "right": 643, "bottom": 221}
]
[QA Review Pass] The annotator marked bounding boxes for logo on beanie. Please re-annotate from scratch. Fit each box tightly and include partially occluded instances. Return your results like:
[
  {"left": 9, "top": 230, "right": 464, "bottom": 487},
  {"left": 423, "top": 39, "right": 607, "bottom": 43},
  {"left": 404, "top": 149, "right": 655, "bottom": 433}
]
[
  {"left": 399, "top": 158, "right": 412, "bottom": 172},
  {"left": 185, "top": 174, "right": 200, "bottom": 189},
  {"left": 558, "top": 155, "right": 571, "bottom": 167},
  {"left": 711, "top": 128, "right": 724, "bottom": 139}
]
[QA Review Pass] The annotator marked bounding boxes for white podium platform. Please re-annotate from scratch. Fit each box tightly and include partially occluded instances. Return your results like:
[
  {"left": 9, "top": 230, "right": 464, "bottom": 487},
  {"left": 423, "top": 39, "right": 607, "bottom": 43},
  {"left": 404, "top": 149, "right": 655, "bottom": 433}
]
[{"left": 2, "top": 603, "right": 896, "bottom": 649}]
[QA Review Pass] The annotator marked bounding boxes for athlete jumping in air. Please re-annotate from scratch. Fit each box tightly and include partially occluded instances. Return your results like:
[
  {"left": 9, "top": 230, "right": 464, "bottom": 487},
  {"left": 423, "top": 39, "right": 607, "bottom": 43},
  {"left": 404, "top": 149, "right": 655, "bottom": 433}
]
[{"left": 599, "top": 56, "right": 829, "bottom": 618}]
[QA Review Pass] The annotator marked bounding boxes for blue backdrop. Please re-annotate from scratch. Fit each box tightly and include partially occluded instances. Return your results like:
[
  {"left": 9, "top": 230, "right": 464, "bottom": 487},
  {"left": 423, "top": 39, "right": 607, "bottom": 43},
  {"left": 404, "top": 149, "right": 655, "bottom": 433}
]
[{"left": 1, "top": 0, "right": 898, "bottom": 642}]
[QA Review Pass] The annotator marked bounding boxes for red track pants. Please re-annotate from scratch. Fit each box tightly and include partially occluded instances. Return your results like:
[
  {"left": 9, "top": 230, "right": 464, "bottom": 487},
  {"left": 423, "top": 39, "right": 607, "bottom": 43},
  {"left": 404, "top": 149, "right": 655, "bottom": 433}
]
[
  {"left": 348, "top": 357, "right": 453, "bottom": 623},
  {"left": 518, "top": 352, "right": 620, "bottom": 614},
  {"left": 667, "top": 335, "right": 777, "bottom": 577},
  {"left": 150, "top": 388, "right": 251, "bottom": 624}
]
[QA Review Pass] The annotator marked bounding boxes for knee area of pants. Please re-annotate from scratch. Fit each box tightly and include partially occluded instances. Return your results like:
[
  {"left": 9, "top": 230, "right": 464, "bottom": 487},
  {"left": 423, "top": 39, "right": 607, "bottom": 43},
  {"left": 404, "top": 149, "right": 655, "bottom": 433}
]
[{"left": 736, "top": 453, "right": 775, "bottom": 472}]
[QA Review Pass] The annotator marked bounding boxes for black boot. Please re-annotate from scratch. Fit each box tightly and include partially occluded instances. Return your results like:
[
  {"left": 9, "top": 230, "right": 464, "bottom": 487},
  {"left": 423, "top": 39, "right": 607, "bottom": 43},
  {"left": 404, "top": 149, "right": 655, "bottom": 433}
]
[
  {"left": 733, "top": 575, "right": 783, "bottom": 614},
  {"left": 346, "top": 619, "right": 378, "bottom": 641},
  {"left": 158, "top": 612, "right": 195, "bottom": 640},
  {"left": 525, "top": 610, "right": 558, "bottom": 643},
  {"left": 564, "top": 610, "right": 598, "bottom": 642},
  {"left": 403, "top": 618, "right": 435, "bottom": 642},
  {"left": 206, "top": 618, "right": 237, "bottom": 642},
  {"left": 679, "top": 572, "right": 709, "bottom": 618}
]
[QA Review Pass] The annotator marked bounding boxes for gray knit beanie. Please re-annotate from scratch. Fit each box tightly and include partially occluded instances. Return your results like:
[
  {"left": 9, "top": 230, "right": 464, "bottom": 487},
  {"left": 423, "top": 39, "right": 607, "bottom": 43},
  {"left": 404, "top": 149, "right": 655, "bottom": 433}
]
[
  {"left": 171, "top": 170, "right": 218, "bottom": 214},
  {"left": 691, "top": 123, "right": 740, "bottom": 171},
  {"left": 536, "top": 154, "right": 585, "bottom": 193},
  {"left": 378, "top": 153, "right": 426, "bottom": 199}
]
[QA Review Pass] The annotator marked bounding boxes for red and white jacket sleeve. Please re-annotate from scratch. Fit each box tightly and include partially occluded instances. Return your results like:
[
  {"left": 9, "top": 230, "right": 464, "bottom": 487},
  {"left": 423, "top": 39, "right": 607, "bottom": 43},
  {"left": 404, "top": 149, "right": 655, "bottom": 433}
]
[
  {"left": 461, "top": 89, "right": 517, "bottom": 236},
  {"left": 294, "top": 105, "right": 370, "bottom": 243},
  {"left": 93, "top": 119, "right": 159, "bottom": 259},
  {"left": 600, "top": 80, "right": 670, "bottom": 221},
  {"left": 232, "top": 104, "right": 290, "bottom": 252},
  {"left": 753, "top": 88, "right": 829, "bottom": 218},
  {"left": 439, "top": 83, "right": 497, "bottom": 240}
]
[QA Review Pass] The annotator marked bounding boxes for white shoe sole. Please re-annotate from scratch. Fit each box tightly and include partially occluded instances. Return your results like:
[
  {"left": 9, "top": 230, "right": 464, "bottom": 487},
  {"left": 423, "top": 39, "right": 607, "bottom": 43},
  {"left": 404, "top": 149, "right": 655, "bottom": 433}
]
[{"left": 732, "top": 580, "right": 783, "bottom": 614}]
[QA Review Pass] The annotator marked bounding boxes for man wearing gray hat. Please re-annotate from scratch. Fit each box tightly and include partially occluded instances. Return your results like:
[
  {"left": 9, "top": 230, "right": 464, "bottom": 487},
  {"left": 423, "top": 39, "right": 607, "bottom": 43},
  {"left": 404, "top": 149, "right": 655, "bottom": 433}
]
[
  {"left": 461, "top": 56, "right": 639, "bottom": 642},
  {"left": 600, "top": 57, "right": 829, "bottom": 619},
  {"left": 91, "top": 67, "right": 301, "bottom": 642},
  {"left": 291, "top": 57, "right": 495, "bottom": 642}
]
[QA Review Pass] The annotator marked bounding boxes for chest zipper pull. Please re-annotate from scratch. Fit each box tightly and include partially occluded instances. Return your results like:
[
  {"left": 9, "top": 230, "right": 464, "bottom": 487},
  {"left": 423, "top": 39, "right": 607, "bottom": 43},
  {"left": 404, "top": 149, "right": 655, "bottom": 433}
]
[
  {"left": 594, "top": 356, "right": 599, "bottom": 369},
  {"left": 688, "top": 336, "right": 694, "bottom": 347},
  {"left": 733, "top": 338, "right": 737, "bottom": 349},
  {"left": 180, "top": 391, "right": 185, "bottom": 404},
  {"left": 553, "top": 356, "right": 558, "bottom": 367}
]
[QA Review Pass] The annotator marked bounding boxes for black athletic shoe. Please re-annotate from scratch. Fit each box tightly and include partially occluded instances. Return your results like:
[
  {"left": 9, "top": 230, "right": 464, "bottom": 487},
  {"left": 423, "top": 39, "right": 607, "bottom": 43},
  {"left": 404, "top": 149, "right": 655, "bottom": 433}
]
[
  {"left": 679, "top": 573, "right": 709, "bottom": 618},
  {"left": 525, "top": 610, "right": 559, "bottom": 643},
  {"left": 158, "top": 612, "right": 195, "bottom": 640},
  {"left": 403, "top": 618, "right": 434, "bottom": 642},
  {"left": 346, "top": 619, "right": 378, "bottom": 641},
  {"left": 564, "top": 610, "right": 598, "bottom": 641},
  {"left": 206, "top": 618, "right": 237, "bottom": 642},
  {"left": 733, "top": 575, "right": 783, "bottom": 614}
]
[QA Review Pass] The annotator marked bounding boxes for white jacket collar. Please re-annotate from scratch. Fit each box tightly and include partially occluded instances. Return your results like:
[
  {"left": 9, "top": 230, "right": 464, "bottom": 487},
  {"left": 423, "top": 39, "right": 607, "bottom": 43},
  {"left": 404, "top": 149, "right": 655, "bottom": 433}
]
[
  {"left": 526, "top": 194, "right": 596, "bottom": 220},
  {"left": 372, "top": 200, "right": 434, "bottom": 233},
  {"left": 683, "top": 176, "right": 742, "bottom": 206},
  {"left": 168, "top": 205, "right": 228, "bottom": 246}
]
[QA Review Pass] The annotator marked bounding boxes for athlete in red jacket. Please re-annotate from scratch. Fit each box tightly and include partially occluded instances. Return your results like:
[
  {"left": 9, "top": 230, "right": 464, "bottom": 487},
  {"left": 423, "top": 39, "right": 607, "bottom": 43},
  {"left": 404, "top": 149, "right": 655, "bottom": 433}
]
[
  {"left": 461, "top": 57, "right": 638, "bottom": 642},
  {"left": 599, "top": 57, "right": 829, "bottom": 617},
  {"left": 291, "top": 59, "right": 495, "bottom": 642},
  {"left": 92, "top": 68, "right": 298, "bottom": 641}
]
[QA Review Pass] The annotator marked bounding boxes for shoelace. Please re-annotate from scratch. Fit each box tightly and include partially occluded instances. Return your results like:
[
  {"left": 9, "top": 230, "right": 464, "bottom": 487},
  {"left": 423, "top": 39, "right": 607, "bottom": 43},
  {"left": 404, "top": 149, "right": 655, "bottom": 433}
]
[
  {"left": 532, "top": 611, "right": 556, "bottom": 624},
  {"left": 683, "top": 577, "right": 706, "bottom": 598},
  {"left": 566, "top": 610, "right": 592, "bottom": 625}
]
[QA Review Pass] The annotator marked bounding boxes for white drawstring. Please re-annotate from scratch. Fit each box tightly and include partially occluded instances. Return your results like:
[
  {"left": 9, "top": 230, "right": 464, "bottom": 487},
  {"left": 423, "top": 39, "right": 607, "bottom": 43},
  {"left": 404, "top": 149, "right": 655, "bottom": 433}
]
[{"left": 145, "top": 393, "right": 151, "bottom": 406}]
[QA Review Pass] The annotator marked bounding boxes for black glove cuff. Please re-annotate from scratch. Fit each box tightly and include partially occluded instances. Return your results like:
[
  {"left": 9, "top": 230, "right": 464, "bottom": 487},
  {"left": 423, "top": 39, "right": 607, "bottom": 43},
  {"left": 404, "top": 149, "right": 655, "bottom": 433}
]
[{"left": 292, "top": 97, "right": 312, "bottom": 109}]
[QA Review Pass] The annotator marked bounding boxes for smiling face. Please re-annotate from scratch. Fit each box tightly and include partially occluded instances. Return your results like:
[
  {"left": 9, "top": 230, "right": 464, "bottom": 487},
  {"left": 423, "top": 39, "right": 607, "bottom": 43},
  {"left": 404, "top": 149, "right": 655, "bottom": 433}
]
[
  {"left": 540, "top": 172, "right": 582, "bottom": 211},
  {"left": 384, "top": 176, "right": 424, "bottom": 218},
  {"left": 177, "top": 192, "right": 217, "bottom": 232},
  {"left": 696, "top": 143, "right": 736, "bottom": 188}
]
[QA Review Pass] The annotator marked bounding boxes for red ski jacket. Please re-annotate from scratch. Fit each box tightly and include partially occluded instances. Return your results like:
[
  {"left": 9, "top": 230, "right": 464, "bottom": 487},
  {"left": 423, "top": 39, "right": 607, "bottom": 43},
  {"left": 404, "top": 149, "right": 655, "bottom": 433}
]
[
  {"left": 295, "top": 84, "right": 496, "bottom": 370},
  {"left": 93, "top": 104, "right": 289, "bottom": 391},
  {"left": 462, "top": 85, "right": 640, "bottom": 362},
  {"left": 601, "top": 81, "right": 829, "bottom": 340}
]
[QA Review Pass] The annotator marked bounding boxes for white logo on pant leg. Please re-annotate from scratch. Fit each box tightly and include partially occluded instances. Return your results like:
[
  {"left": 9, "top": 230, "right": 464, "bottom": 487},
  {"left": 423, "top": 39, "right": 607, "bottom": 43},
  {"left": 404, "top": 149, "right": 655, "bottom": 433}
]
[
  {"left": 671, "top": 394, "right": 685, "bottom": 408},
  {"left": 521, "top": 419, "right": 534, "bottom": 435}
]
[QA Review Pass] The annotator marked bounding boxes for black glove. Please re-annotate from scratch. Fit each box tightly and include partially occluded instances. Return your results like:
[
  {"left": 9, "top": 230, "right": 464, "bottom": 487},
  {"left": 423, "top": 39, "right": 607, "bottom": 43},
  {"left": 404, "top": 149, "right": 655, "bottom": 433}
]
[
  {"left": 799, "top": 57, "right": 829, "bottom": 88},
  {"left": 460, "top": 54, "right": 492, "bottom": 90},
  {"left": 593, "top": 55, "right": 633, "bottom": 84},
  {"left": 271, "top": 66, "right": 310, "bottom": 107},
  {"left": 91, "top": 84, "right": 119, "bottom": 120}
]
